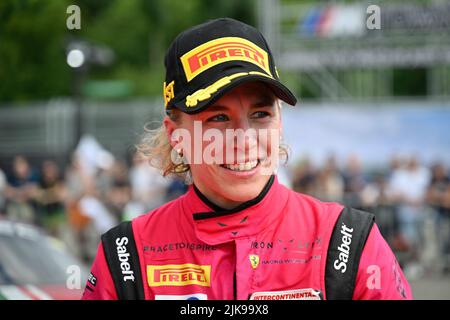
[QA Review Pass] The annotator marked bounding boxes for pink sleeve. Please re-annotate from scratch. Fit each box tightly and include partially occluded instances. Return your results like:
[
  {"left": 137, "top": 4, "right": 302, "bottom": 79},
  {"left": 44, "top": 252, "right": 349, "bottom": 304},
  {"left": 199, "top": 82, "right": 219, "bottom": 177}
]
[
  {"left": 81, "top": 243, "right": 118, "bottom": 300},
  {"left": 352, "top": 224, "right": 413, "bottom": 300}
]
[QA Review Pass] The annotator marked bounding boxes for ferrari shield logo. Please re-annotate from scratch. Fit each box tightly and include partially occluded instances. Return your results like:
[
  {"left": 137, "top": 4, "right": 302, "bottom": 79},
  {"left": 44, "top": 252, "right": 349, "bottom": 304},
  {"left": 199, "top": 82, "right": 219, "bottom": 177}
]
[{"left": 249, "top": 255, "right": 260, "bottom": 269}]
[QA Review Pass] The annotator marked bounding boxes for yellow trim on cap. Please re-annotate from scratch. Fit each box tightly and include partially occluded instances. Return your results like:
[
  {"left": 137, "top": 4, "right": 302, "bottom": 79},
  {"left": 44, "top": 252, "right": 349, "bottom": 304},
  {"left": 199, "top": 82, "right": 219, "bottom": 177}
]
[
  {"left": 163, "top": 80, "right": 175, "bottom": 107},
  {"left": 249, "top": 71, "right": 273, "bottom": 78},
  {"left": 185, "top": 71, "right": 274, "bottom": 107}
]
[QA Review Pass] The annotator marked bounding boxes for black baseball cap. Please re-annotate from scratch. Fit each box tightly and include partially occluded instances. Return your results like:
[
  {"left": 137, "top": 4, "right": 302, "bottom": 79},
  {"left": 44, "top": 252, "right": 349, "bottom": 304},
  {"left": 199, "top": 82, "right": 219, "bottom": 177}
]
[{"left": 163, "top": 17, "right": 297, "bottom": 114}]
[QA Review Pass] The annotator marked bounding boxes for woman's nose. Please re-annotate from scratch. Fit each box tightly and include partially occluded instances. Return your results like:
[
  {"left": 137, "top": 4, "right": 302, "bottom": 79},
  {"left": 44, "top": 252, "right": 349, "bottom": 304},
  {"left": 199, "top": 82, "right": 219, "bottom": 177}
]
[
  {"left": 231, "top": 115, "right": 250, "bottom": 131},
  {"left": 228, "top": 120, "right": 258, "bottom": 160}
]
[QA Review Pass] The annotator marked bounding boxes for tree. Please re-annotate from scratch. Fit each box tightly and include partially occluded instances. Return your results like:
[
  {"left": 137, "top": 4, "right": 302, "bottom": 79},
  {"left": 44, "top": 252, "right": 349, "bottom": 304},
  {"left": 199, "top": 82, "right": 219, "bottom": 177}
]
[
  {"left": 0, "top": 0, "right": 71, "bottom": 102},
  {"left": 0, "top": 0, "right": 256, "bottom": 103}
]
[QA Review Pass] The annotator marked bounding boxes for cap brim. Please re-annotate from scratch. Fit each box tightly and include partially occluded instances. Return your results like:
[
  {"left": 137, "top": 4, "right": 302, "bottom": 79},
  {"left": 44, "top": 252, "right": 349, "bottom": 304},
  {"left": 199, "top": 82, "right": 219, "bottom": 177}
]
[{"left": 172, "top": 73, "right": 297, "bottom": 114}]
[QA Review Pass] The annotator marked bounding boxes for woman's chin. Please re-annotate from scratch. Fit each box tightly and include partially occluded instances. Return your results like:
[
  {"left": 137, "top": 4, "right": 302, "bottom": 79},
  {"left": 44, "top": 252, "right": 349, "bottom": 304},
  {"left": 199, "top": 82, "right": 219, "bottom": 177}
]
[
  {"left": 192, "top": 163, "right": 272, "bottom": 208},
  {"left": 218, "top": 186, "right": 263, "bottom": 205}
]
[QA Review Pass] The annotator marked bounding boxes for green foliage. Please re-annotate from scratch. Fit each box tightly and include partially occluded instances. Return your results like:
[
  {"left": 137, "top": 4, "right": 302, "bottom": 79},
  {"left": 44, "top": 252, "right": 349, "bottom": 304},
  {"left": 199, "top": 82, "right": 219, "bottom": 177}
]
[
  {"left": 0, "top": 0, "right": 442, "bottom": 103},
  {"left": 0, "top": 0, "right": 256, "bottom": 103},
  {"left": 393, "top": 68, "right": 427, "bottom": 97},
  {"left": 86, "top": 0, "right": 151, "bottom": 66},
  {"left": 0, "top": 0, "right": 71, "bottom": 102}
]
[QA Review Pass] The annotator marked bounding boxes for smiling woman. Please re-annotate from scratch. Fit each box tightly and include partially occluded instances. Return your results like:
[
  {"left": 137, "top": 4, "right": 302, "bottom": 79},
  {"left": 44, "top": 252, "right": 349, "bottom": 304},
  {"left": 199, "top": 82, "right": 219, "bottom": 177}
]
[
  {"left": 163, "top": 82, "right": 283, "bottom": 209},
  {"left": 82, "top": 17, "right": 412, "bottom": 301},
  {"left": 137, "top": 85, "right": 290, "bottom": 189}
]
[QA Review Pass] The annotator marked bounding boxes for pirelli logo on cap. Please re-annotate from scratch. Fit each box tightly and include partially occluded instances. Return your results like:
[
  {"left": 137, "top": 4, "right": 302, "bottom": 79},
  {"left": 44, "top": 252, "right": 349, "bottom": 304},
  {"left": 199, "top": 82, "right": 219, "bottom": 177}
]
[
  {"left": 180, "top": 37, "right": 271, "bottom": 82},
  {"left": 147, "top": 264, "right": 211, "bottom": 287}
]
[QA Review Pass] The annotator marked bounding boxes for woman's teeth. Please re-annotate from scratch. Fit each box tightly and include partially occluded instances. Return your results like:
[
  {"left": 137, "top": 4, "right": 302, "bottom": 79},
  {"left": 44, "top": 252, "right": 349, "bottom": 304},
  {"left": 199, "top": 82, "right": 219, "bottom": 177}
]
[{"left": 222, "top": 160, "right": 258, "bottom": 171}]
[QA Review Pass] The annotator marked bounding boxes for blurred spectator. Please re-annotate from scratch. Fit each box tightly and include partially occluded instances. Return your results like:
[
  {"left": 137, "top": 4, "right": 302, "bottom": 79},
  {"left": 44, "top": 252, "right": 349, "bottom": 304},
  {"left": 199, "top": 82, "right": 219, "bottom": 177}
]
[
  {"left": 360, "top": 172, "right": 391, "bottom": 208},
  {"left": 314, "top": 155, "right": 344, "bottom": 202},
  {"left": 426, "top": 162, "right": 450, "bottom": 272},
  {"left": 102, "top": 160, "right": 133, "bottom": 221},
  {"left": 65, "top": 153, "right": 92, "bottom": 231},
  {"left": 75, "top": 135, "right": 115, "bottom": 178},
  {"left": 389, "top": 154, "right": 403, "bottom": 177},
  {"left": 97, "top": 159, "right": 128, "bottom": 198},
  {"left": 388, "top": 156, "right": 431, "bottom": 275},
  {"left": 427, "top": 162, "right": 450, "bottom": 211},
  {"left": 5, "top": 155, "right": 39, "bottom": 224},
  {"left": 76, "top": 178, "right": 117, "bottom": 262},
  {"left": 343, "top": 154, "right": 367, "bottom": 208},
  {"left": 0, "top": 166, "right": 7, "bottom": 216},
  {"left": 78, "top": 180, "right": 117, "bottom": 236},
  {"left": 360, "top": 172, "right": 402, "bottom": 252},
  {"left": 35, "top": 160, "right": 66, "bottom": 237},
  {"left": 64, "top": 154, "right": 95, "bottom": 262},
  {"left": 292, "top": 157, "right": 317, "bottom": 195},
  {"left": 129, "top": 153, "right": 170, "bottom": 211}
]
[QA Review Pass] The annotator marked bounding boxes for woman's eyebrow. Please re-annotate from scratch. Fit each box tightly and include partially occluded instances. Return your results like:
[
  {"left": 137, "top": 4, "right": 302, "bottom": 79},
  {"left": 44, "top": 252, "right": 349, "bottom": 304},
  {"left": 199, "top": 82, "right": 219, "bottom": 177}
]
[
  {"left": 203, "top": 105, "right": 230, "bottom": 113},
  {"left": 251, "top": 95, "right": 276, "bottom": 108},
  {"left": 204, "top": 95, "right": 275, "bottom": 112}
]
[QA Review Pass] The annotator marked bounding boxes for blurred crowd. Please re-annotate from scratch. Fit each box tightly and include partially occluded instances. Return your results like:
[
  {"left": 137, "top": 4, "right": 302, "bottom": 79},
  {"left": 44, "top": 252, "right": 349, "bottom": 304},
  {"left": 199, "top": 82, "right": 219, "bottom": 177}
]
[
  {"left": 0, "top": 152, "right": 187, "bottom": 263},
  {"left": 289, "top": 154, "right": 450, "bottom": 278},
  {"left": 1, "top": 151, "right": 449, "bottom": 279}
]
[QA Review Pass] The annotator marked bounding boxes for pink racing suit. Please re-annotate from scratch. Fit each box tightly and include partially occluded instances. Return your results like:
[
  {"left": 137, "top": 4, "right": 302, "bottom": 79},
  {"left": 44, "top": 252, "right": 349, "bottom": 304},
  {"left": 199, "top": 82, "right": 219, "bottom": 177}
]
[{"left": 81, "top": 176, "right": 412, "bottom": 300}]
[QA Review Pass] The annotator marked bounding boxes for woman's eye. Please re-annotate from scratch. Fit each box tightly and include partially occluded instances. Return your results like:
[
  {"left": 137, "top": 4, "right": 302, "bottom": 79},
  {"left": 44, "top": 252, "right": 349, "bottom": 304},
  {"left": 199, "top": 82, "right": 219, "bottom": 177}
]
[
  {"left": 207, "top": 114, "right": 229, "bottom": 122},
  {"left": 251, "top": 111, "right": 270, "bottom": 119}
]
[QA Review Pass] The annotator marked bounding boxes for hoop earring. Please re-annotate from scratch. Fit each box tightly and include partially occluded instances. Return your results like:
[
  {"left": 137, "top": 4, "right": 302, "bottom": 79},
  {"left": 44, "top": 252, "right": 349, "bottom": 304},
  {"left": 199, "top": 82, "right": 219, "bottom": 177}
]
[{"left": 173, "top": 149, "right": 190, "bottom": 173}]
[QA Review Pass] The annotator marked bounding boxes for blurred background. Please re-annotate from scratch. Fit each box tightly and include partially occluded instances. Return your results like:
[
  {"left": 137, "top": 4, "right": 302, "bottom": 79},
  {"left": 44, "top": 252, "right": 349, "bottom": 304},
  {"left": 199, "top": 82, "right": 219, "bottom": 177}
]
[{"left": 1, "top": 0, "right": 450, "bottom": 299}]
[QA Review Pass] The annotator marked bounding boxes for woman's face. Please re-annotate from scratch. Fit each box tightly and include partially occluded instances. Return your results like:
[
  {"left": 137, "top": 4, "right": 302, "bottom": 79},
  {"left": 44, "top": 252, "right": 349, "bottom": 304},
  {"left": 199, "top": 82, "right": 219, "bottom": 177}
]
[{"left": 165, "top": 81, "right": 282, "bottom": 209}]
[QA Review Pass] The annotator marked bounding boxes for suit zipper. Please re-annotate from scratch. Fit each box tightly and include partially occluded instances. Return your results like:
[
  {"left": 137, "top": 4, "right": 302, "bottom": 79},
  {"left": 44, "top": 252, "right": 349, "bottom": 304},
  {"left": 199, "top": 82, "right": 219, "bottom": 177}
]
[
  {"left": 233, "top": 241, "right": 237, "bottom": 300},
  {"left": 233, "top": 270, "right": 237, "bottom": 300}
]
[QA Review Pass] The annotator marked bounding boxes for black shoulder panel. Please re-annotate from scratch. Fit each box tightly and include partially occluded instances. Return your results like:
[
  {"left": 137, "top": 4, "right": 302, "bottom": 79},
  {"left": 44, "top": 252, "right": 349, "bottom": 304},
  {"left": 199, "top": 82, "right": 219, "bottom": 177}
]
[
  {"left": 325, "top": 207, "right": 375, "bottom": 300},
  {"left": 101, "top": 221, "right": 145, "bottom": 300}
]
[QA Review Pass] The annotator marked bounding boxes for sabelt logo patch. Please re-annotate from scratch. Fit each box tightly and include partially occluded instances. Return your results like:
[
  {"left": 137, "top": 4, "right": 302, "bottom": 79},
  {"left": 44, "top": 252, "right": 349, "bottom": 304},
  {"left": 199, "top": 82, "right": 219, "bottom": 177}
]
[
  {"left": 180, "top": 37, "right": 271, "bottom": 82},
  {"left": 249, "top": 288, "right": 322, "bottom": 300},
  {"left": 147, "top": 264, "right": 211, "bottom": 287}
]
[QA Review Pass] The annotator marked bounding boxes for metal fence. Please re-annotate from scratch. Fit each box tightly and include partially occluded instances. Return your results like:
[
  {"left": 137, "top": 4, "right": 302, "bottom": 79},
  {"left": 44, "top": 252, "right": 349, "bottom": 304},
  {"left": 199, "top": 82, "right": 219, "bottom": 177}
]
[{"left": 0, "top": 98, "right": 164, "bottom": 165}]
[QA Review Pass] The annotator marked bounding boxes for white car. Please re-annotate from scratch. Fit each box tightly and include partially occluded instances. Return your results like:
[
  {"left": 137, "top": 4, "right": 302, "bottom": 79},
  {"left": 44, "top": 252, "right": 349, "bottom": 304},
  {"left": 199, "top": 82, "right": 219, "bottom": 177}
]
[{"left": 0, "top": 219, "right": 88, "bottom": 300}]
